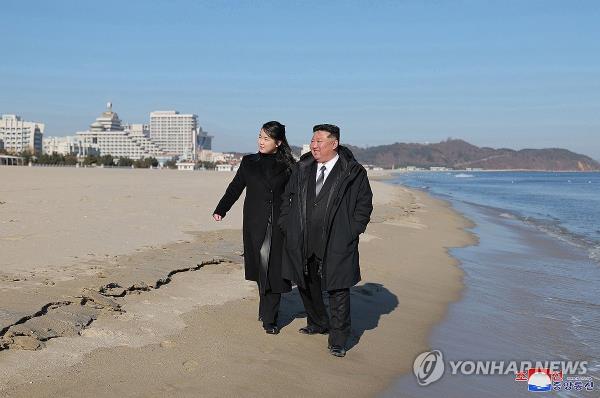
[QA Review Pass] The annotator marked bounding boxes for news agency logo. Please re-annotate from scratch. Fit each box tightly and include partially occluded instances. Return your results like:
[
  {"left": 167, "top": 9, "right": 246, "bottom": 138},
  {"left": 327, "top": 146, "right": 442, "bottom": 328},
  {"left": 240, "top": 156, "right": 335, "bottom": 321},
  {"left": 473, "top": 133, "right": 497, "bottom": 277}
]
[
  {"left": 526, "top": 368, "right": 554, "bottom": 392},
  {"left": 412, "top": 349, "right": 594, "bottom": 393},
  {"left": 515, "top": 368, "right": 595, "bottom": 393},
  {"left": 413, "top": 350, "right": 445, "bottom": 386}
]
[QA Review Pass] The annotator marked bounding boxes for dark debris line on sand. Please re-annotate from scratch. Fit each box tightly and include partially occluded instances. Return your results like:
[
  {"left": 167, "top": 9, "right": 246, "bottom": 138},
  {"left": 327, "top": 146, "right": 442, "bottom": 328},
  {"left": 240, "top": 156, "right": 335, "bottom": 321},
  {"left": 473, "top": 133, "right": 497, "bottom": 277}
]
[{"left": 0, "top": 258, "right": 227, "bottom": 351}]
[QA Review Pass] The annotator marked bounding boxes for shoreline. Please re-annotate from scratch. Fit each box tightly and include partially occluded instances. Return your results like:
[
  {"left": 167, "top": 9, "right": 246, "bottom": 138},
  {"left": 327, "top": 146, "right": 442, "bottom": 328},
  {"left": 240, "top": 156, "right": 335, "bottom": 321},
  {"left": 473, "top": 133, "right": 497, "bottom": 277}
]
[
  {"left": 390, "top": 169, "right": 600, "bottom": 173},
  {"left": 0, "top": 168, "right": 476, "bottom": 397},
  {"left": 384, "top": 177, "right": 600, "bottom": 397}
]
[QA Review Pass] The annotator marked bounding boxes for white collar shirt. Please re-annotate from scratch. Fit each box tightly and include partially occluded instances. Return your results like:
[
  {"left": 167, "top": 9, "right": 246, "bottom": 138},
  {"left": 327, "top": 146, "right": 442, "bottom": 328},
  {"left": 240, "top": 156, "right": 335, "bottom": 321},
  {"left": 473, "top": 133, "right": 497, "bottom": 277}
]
[{"left": 316, "top": 153, "right": 340, "bottom": 184}]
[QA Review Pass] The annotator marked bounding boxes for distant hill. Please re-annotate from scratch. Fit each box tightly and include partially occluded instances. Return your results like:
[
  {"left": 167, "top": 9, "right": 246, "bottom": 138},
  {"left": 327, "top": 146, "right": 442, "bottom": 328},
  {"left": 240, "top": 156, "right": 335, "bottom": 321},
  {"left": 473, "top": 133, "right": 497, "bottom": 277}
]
[{"left": 341, "top": 139, "right": 600, "bottom": 171}]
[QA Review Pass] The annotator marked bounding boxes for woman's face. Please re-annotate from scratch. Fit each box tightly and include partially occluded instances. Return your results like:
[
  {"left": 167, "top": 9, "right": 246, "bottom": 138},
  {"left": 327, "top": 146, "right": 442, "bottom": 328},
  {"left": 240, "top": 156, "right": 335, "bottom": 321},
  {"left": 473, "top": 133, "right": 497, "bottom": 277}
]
[{"left": 258, "top": 129, "right": 280, "bottom": 154}]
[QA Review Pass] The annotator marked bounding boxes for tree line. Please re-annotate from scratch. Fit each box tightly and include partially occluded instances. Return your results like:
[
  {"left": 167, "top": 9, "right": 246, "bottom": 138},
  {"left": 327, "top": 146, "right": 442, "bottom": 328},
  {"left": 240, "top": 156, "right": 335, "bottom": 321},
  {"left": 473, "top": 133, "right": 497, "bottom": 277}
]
[{"left": 4, "top": 151, "right": 217, "bottom": 169}]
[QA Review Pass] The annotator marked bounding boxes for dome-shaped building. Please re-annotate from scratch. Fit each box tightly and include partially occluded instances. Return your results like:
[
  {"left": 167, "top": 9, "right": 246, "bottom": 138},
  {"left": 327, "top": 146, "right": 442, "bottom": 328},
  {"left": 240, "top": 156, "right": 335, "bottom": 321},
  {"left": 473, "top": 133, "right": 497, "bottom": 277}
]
[{"left": 76, "top": 102, "right": 167, "bottom": 161}]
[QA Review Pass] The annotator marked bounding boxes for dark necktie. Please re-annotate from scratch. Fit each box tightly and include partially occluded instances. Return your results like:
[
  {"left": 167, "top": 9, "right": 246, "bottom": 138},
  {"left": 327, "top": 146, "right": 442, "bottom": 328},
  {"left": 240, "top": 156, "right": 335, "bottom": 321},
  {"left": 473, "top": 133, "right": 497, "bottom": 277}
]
[{"left": 315, "top": 165, "right": 326, "bottom": 196}]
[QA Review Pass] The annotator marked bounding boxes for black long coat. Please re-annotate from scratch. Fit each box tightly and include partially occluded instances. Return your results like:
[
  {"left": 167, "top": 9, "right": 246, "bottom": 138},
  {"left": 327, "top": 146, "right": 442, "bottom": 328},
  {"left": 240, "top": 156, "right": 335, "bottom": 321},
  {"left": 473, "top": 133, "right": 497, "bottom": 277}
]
[
  {"left": 278, "top": 146, "right": 373, "bottom": 291},
  {"left": 214, "top": 153, "right": 292, "bottom": 294}
]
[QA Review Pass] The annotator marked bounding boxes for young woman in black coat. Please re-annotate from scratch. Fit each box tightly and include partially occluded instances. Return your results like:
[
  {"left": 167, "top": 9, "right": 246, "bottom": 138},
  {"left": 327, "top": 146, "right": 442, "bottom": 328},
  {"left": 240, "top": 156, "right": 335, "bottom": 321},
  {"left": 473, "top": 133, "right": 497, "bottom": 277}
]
[{"left": 213, "top": 121, "right": 295, "bottom": 334}]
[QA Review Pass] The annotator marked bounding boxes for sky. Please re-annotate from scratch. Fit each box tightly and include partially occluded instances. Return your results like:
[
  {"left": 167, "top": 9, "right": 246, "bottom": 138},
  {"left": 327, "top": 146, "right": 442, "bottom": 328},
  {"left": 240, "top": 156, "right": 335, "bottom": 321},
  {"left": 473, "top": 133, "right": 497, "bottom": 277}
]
[{"left": 1, "top": 0, "right": 599, "bottom": 159}]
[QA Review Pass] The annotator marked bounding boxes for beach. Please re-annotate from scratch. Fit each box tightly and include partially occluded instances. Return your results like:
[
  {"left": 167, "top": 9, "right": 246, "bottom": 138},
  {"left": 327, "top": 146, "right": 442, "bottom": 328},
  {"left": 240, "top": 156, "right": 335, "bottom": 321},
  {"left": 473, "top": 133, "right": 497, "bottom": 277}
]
[{"left": 0, "top": 167, "right": 475, "bottom": 397}]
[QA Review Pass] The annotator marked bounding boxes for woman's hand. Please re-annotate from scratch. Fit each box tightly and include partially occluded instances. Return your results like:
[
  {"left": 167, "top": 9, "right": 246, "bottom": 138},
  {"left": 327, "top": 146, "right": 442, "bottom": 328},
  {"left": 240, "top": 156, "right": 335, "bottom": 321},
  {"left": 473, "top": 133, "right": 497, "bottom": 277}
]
[{"left": 213, "top": 213, "right": 222, "bottom": 221}]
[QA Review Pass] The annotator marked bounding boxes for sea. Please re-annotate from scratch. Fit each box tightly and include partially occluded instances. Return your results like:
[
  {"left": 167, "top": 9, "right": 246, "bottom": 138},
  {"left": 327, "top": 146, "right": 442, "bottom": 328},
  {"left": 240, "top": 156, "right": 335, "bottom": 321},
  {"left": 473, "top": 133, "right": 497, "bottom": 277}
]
[{"left": 382, "top": 171, "right": 600, "bottom": 397}]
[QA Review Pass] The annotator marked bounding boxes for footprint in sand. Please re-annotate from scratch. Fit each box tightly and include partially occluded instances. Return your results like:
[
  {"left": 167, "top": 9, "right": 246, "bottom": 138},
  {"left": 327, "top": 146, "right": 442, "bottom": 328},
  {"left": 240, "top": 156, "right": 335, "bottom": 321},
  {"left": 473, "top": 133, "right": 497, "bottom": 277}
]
[
  {"left": 158, "top": 383, "right": 179, "bottom": 393},
  {"left": 260, "top": 344, "right": 275, "bottom": 354},
  {"left": 360, "top": 233, "right": 381, "bottom": 242},
  {"left": 183, "top": 359, "right": 199, "bottom": 372},
  {"left": 160, "top": 340, "right": 177, "bottom": 349}
]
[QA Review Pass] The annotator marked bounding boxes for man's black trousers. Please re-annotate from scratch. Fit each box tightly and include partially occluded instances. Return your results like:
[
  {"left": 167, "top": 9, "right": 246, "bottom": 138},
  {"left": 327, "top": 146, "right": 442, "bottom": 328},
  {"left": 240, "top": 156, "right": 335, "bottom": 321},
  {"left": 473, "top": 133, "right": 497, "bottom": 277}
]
[{"left": 298, "top": 256, "right": 351, "bottom": 348}]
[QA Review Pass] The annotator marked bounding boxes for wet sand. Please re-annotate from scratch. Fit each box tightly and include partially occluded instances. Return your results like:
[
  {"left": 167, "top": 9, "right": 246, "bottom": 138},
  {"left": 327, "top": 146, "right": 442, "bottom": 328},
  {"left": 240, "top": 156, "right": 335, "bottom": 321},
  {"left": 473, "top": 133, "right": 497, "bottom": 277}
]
[{"left": 0, "top": 167, "right": 475, "bottom": 397}]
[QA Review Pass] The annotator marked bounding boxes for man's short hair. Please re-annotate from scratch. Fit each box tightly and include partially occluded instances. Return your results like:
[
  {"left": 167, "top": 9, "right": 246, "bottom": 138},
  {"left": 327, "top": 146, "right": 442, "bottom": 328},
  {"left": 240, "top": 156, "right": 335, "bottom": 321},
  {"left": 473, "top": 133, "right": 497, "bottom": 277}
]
[{"left": 313, "top": 124, "right": 340, "bottom": 142}]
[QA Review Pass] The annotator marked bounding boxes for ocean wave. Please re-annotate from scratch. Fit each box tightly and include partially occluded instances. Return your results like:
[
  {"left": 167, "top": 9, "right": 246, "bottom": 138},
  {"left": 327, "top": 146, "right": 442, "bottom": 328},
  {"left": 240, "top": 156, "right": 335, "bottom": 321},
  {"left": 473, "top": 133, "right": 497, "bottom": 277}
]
[
  {"left": 524, "top": 219, "right": 583, "bottom": 246},
  {"left": 499, "top": 212, "right": 516, "bottom": 219},
  {"left": 477, "top": 202, "right": 600, "bottom": 266},
  {"left": 396, "top": 174, "right": 600, "bottom": 265},
  {"left": 545, "top": 296, "right": 600, "bottom": 309},
  {"left": 589, "top": 245, "right": 600, "bottom": 263}
]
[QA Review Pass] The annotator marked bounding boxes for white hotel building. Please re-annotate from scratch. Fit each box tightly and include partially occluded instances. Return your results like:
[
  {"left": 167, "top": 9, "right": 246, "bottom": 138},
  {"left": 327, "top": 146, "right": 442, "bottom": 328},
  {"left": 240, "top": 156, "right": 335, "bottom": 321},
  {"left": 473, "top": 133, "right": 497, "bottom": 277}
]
[
  {"left": 43, "top": 135, "right": 98, "bottom": 157},
  {"left": 0, "top": 114, "right": 44, "bottom": 154},
  {"left": 76, "top": 103, "right": 167, "bottom": 160},
  {"left": 149, "top": 111, "right": 197, "bottom": 160}
]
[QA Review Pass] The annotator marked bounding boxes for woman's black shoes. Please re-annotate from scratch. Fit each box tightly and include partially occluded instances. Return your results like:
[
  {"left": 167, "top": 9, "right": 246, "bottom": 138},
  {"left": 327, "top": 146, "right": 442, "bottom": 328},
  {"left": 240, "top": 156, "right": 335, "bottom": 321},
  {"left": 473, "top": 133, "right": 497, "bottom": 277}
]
[{"left": 298, "top": 326, "right": 329, "bottom": 335}]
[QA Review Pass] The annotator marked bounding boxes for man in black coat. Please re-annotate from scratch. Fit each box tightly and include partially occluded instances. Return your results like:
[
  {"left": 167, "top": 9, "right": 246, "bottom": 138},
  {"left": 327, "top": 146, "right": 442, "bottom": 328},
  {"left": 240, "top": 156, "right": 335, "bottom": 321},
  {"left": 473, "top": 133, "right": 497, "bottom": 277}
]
[{"left": 279, "top": 124, "right": 373, "bottom": 357}]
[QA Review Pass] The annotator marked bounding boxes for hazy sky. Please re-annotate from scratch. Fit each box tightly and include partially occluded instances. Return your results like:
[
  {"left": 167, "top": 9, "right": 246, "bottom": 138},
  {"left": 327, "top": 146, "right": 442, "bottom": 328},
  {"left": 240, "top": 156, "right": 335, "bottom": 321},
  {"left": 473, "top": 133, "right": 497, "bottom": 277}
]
[{"left": 1, "top": 0, "right": 599, "bottom": 159}]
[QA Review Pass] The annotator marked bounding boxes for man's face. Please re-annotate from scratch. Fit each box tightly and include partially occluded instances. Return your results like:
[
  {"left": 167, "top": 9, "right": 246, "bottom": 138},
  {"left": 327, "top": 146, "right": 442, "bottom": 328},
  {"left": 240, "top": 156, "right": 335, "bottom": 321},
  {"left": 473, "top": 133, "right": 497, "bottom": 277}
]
[{"left": 310, "top": 130, "right": 338, "bottom": 163}]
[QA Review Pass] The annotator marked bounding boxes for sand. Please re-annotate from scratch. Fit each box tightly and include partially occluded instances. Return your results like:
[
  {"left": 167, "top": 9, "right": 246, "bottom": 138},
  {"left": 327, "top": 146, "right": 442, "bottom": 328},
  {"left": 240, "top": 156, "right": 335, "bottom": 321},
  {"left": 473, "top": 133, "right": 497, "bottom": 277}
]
[{"left": 0, "top": 166, "right": 475, "bottom": 397}]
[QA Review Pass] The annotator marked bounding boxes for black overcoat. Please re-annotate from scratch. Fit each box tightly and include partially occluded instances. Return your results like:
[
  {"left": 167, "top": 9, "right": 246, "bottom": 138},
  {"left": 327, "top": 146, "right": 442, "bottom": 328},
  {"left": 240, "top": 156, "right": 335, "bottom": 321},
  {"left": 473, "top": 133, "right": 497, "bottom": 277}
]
[
  {"left": 214, "top": 153, "right": 292, "bottom": 294},
  {"left": 278, "top": 146, "right": 373, "bottom": 291}
]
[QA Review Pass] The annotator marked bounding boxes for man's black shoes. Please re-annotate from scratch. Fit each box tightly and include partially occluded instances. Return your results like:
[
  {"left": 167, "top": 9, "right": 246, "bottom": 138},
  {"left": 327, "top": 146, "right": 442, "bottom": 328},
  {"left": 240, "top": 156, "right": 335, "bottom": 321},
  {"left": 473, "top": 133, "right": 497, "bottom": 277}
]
[
  {"left": 329, "top": 345, "right": 346, "bottom": 357},
  {"left": 298, "top": 326, "right": 329, "bottom": 335}
]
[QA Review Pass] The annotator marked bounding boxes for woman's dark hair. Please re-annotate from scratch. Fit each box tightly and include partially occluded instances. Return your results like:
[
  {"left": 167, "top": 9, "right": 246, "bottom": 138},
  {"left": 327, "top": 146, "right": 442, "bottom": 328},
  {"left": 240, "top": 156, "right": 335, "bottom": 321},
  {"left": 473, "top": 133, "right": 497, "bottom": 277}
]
[{"left": 261, "top": 121, "right": 295, "bottom": 167}]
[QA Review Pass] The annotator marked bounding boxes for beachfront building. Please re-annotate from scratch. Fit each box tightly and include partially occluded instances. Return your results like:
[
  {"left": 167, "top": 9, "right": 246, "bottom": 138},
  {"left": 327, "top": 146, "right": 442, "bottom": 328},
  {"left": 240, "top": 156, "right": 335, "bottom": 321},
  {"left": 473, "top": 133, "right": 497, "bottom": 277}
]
[
  {"left": 430, "top": 166, "right": 453, "bottom": 171},
  {"left": 197, "top": 149, "right": 227, "bottom": 163},
  {"left": 43, "top": 135, "right": 98, "bottom": 156},
  {"left": 149, "top": 111, "right": 198, "bottom": 160},
  {"left": 0, "top": 114, "right": 44, "bottom": 154},
  {"left": 0, "top": 154, "right": 25, "bottom": 166},
  {"left": 216, "top": 164, "right": 233, "bottom": 172},
  {"left": 301, "top": 144, "right": 311, "bottom": 156},
  {"left": 76, "top": 103, "right": 167, "bottom": 160},
  {"left": 175, "top": 161, "right": 199, "bottom": 171}
]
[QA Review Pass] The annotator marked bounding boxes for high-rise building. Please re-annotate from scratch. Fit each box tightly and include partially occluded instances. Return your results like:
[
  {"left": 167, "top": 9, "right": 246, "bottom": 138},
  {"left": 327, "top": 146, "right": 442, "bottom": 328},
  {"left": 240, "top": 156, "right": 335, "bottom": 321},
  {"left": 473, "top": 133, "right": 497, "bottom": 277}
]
[
  {"left": 0, "top": 114, "right": 44, "bottom": 154},
  {"left": 197, "top": 127, "right": 213, "bottom": 150},
  {"left": 149, "top": 111, "right": 197, "bottom": 160},
  {"left": 77, "top": 103, "right": 167, "bottom": 160}
]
